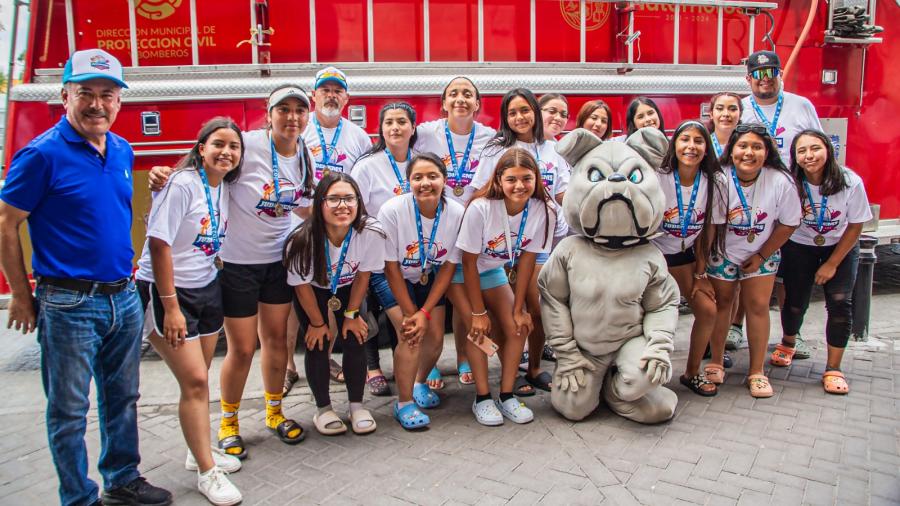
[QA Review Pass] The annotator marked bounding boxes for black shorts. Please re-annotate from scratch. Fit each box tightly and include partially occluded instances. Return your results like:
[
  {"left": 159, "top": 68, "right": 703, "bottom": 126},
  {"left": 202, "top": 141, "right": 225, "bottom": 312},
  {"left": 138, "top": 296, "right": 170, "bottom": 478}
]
[
  {"left": 664, "top": 248, "right": 697, "bottom": 268},
  {"left": 137, "top": 278, "right": 224, "bottom": 340},
  {"left": 220, "top": 260, "right": 293, "bottom": 317}
]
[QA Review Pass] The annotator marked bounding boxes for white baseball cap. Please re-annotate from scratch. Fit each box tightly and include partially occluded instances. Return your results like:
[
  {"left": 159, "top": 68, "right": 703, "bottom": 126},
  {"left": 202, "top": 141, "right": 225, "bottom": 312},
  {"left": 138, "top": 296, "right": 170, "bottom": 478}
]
[
  {"left": 62, "top": 49, "right": 127, "bottom": 89},
  {"left": 268, "top": 85, "right": 311, "bottom": 111}
]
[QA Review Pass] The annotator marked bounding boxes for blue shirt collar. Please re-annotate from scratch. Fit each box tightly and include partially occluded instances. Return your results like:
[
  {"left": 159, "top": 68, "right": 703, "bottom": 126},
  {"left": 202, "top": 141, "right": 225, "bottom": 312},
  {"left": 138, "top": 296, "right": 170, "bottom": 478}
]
[{"left": 55, "top": 115, "right": 115, "bottom": 148}]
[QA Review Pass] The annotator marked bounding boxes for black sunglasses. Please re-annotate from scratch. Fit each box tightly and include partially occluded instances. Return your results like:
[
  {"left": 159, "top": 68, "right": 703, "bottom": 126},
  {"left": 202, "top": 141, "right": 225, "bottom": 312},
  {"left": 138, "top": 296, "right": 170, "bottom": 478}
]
[{"left": 735, "top": 124, "right": 769, "bottom": 136}]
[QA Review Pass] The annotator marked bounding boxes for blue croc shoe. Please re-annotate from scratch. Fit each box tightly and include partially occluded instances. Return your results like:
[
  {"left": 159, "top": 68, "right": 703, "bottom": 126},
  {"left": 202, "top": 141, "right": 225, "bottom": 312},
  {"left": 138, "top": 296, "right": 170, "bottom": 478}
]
[
  {"left": 394, "top": 402, "right": 430, "bottom": 430},
  {"left": 412, "top": 383, "right": 441, "bottom": 409}
]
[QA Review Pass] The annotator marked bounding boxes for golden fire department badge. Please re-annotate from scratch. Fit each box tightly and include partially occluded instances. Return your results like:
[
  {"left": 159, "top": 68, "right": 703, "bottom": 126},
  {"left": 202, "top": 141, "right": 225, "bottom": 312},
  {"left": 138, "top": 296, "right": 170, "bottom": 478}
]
[
  {"left": 135, "top": 0, "right": 183, "bottom": 21},
  {"left": 560, "top": 0, "right": 612, "bottom": 31}
]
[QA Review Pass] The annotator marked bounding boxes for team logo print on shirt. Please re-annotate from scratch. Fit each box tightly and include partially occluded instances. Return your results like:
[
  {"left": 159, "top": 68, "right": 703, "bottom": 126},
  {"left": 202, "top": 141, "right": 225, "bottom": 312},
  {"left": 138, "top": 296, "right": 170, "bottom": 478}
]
[
  {"left": 442, "top": 154, "right": 479, "bottom": 189},
  {"left": 484, "top": 233, "right": 531, "bottom": 260},
  {"left": 540, "top": 162, "right": 557, "bottom": 189},
  {"left": 661, "top": 206, "right": 705, "bottom": 238},
  {"left": 726, "top": 206, "right": 767, "bottom": 237},
  {"left": 328, "top": 260, "right": 359, "bottom": 286},
  {"left": 256, "top": 178, "right": 304, "bottom": 217},
  {"left": 192, "top": 215, "right": 226, "bottom": 256},
  {"left": 311, "top": 145, "right": 348, "bottom": 180},
  {"left": 401, "top": 240, "right": 448, "bottom": 268},
  {"left": 801, "top": 203, "right": 841, "bottom": 234}
]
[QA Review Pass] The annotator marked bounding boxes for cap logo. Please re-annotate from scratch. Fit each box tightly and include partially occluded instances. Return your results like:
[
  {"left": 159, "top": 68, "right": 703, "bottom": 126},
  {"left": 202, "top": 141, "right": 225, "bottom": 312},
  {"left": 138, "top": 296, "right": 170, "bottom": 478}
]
[
  {"left": 90, "top": 55, "right": 111, "bottom": 71},
  {"left": 757, "top": 54, "right": 769, "bottom": 64}
]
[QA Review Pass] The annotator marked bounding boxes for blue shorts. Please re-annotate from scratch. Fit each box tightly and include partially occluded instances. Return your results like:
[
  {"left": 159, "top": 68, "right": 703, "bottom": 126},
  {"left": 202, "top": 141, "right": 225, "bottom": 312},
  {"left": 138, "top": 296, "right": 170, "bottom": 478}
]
[
  {"left": 370, "top": 271, "right": 446, "bottom": 310},
  {"left": 451, "top": 265, "right": 509, "bottom": 290},
  {"left": 535, "top": 252, "right": 550, "bottom": 265},
  {"left": 706, "top": 250, "right": 782, "bottom": 282}
]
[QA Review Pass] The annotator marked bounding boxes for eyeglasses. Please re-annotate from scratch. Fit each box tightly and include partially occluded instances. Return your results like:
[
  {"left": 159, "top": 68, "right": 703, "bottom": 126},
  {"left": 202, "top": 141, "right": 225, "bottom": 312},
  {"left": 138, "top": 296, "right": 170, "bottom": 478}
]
[
  {"left": 324, "top": 195, "right": 358, "bottom": 208},
  {"left": 735, "top": 124, "right": 769, "bottom": 136},
  {"left": 750, "top": 68, "right": 780, "bottom": 80},
  {"left": 541, "top": 107, "right": 569, "bottom": 119}
]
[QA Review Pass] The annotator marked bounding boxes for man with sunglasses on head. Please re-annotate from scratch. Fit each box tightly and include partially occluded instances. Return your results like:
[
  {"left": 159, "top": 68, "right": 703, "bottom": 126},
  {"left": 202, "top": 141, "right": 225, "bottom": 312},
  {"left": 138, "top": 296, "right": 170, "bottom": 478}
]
[{"left": 741, "top": 50, "right": 823, "bottom": 164}]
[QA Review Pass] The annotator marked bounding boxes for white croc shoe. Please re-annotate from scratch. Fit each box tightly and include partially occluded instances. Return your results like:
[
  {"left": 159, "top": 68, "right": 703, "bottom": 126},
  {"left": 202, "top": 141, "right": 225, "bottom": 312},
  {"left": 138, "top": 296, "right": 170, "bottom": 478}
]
[
  {"left": 472, "top": 398, "right": 504, "bottom": 426},
  {"left": 186, "top": 447, "right": 242, "bottom": 474},
  {"left": 197, "top": 466, "right": 242, "bottom": 506},
  {"left": 495, "top": 397, "right": 534, "bottom": 424}
]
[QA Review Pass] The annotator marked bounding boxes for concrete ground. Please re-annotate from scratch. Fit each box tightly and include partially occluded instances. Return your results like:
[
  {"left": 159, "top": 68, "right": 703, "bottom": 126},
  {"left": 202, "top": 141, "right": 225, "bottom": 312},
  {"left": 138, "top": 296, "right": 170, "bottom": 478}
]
[{"left": 1, "top": 247, "right": 898, "bottom": 505}]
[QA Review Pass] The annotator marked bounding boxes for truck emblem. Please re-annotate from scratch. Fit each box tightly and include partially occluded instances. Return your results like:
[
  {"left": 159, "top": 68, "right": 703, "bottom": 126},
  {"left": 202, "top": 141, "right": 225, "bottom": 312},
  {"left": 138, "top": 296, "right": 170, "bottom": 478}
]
[
  {"left": 560, "top": 0, "right": 611, "bottom": 32},
  {"left": 135, "top": 0, "right": 183, "bottom": 21}
]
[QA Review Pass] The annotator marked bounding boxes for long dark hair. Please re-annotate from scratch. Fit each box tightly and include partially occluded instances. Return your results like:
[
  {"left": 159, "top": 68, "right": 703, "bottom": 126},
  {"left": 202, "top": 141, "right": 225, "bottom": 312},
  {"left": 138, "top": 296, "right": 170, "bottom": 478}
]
[
  {"left": 790, "top": 129, "right": 848, "bottom": 197},
  {"left": 719, "top": 123, "right": 790, "bottom": 177},
  {"left": 360, "top": 101, "right": 418, "bottom": 160},
  {"left": 177, "top": 116, "right": 245, "bottom": 183},
  {"left": 283, "top": 172, "right": 381, "bottom": 286},
  {"left": 659, "top": 120, "right": 726, "bottom": 257},
  {"left": 705, "top": 92, "right": 744, "bottom": 134},
  {"left": 626, "top": 97, "right": 665, "bottom": 136},
  {"left": 485, "top": 88, "right": 544, "bottom": 155},
  {"left": 469, "top": 147, "right": 553, "bottom": 249},
  {"left": 406, "top": 152, "right": 448, "bottom": 207},
  {"left": 575, "top": 99, "right": 613, "bottom": 140}
]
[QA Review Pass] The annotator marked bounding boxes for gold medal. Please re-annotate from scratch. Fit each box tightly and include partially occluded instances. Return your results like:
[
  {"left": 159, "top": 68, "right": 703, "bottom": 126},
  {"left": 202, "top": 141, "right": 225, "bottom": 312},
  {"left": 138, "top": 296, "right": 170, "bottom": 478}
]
[
  {"left": 214, "top": 256, "right": 224, "bottom": 271},
  {"left": 747, "top": 232, "right": 756, "bottom": 244},
  {"left": 507, "top": 267, "right": 517, "bottom": 285},
  {"left": 322, "top": 169, "right": 331, "bottom": 179},
  {"left": 420, "top": 272, "right": 429, "bottom": 286},
  {"left": 274, "top": 203, "right": 285, "bottom": 217},
  {"left": 327, "top": 296, "right": 342, "bottom": 312},
  {"left": 453, "top": 186, "right": 464, "bottom": 197},
  {"left": 814, "top": 234, "right": 825, "bottom": 246}
]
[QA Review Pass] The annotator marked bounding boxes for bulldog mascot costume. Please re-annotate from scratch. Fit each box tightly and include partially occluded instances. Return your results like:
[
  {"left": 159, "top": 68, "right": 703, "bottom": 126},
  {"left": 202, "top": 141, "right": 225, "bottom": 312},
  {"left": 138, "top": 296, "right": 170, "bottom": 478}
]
[{"left": 538, "top": 128, "right": 680, "bottom": 424}]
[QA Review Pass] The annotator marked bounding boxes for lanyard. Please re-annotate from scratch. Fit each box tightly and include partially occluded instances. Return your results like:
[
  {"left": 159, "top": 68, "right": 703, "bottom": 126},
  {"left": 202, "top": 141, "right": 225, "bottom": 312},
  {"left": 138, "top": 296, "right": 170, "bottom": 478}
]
[
  {"left": 325, "top": 229, "right": 353, "bottom": 295},
  {"left": 444, "top": 121, "right": 476, "bottom": 187},
  {"left": 313, "top": 117, "right": 343, "bottom": 165},
  {"left": 802, "top": 179, "right": 828, "bottom": 233},
  {"left": 711, "top": 134, "right": 724, "bottom": 158},
  {"left": 529, "top": 142, "right": 542, "bottom": 164},
  {"left": 673, "top": 169, "right": 702, "bottom": 239},
  {"left": 413, "top": 198, "right": 442, "bottom": 275},
  {"left": 750, "top": 92, "right": 784, "bottom": 137},
  {"left": 385, "top": 149, "right": 410, "bottom": 193},
  {"left": 730, "top": 167, "right": 758, "bottom": 231},
  {"left": 268, "top": 137, "right": 283, "bottom": 204},
  {"left": 502, "top": 201, "right": 529, "bottom": 269},
  {"left": 197, "top": 167, "right": 222, "bottom": 253}
]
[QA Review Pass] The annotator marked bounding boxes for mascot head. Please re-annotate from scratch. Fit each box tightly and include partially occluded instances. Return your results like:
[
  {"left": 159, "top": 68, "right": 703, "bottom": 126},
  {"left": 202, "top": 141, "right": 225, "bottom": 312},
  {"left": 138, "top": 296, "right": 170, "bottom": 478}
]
[{"left": 556, "top": 127, "right": 668, "bottom": 248}]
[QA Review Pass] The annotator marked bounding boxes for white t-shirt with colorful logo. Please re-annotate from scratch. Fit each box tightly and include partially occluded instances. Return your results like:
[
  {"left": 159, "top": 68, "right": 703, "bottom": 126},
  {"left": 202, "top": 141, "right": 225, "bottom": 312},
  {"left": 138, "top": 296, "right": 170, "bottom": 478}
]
[
  {"left": 303, "top": 117, "right": 372, "bottom": 181},
  {"left": 711, "top": 166, "right": 802, "bottom": 264},
  {"left": 219, "top": 129, "right": 312, "bottom": 265},
  {"left": 413, "top": 119, "right": 496, "bottom": 204},
  {"left": 456, "top": 198, "right": 552, "bottom": 273},
  {"left": 286, "top": 219, "right": 386, "bottom": 289},
  {"left": 350, "top": 150, "right": 410, "bottom": 218},
  {"left": 792, "top": 168, "right": 872, "bottom": 247},
  {"left": 741, "top": 91, "right": 823, "bottom": 164},
  {"left": 136, "top": 169, "right": 229, "bottom": 289},
  {"left": 378, "top": 193, "right": 464, "bottom": 282},
  {"left": 652, "top": 170, "right": 713, "bottom": 255}
]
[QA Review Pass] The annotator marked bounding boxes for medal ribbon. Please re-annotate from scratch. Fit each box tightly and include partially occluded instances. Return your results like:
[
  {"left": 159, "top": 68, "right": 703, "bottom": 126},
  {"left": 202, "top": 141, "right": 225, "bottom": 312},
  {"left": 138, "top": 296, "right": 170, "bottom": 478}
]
[
  {"left": 750, "top": 92, "right": 784, "bottom": 137},
  {"left": 674, "top": 169, "right": 702, "bottom": 240},
  {"left": 730, "top": 167, "right": 755, "bottom": 233},
  {"left": 269, "top": 137, "right": 283, "bottom": 206},
  {"left": 325, "top": 229, "right": 353, "bottom": 295},
  {"left": 385, "top": 149, "right": 411, "bottom": 193},
  {"left": 802, "top": 179, "right": 828, "bottom": 234},
  {"left": 313, "top": 117, "right": 343, "bottom": 165},
  {"left": 413, "top": 198, "right": 443, "bottom": 277},
  {"left": 444, "top": 121, "right": 476, "bottom": 189},
  {"left": 197, "top": 167, "right": 222, "bottom": 254},
  {"left": 711, "top": 134, "right": 724, "bottom": 158},
  {"left": 502, "top": 202, "right": 529, "bottom": 270}
]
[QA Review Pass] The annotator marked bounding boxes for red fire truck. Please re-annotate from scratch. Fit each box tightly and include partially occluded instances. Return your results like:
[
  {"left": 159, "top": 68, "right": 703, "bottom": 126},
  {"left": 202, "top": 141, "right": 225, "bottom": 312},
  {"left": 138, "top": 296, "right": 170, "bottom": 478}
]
[{"left": 2, "top": 0, "right": 897, "bottom": 292}]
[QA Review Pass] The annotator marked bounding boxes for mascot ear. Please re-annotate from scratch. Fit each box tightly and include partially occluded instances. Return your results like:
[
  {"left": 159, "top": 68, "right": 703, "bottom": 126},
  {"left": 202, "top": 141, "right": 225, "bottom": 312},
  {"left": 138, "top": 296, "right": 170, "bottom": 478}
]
[
  {"left": 625, "top": 127, "right": 669, "bottom": 169},
  {"left": 556, "top": 128, "right": 603, "bottom": 168}
]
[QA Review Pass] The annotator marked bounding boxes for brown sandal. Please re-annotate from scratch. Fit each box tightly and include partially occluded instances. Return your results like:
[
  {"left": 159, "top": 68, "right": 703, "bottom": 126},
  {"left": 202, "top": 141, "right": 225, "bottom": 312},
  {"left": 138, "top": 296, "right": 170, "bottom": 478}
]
[{"left": 822, "top": 370, "right": 849, "bottom": 395}]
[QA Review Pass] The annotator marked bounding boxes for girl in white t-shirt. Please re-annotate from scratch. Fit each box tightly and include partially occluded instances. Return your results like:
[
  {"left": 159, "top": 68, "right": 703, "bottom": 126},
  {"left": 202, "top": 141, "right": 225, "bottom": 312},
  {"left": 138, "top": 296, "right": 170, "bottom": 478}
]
[
  {"left": 378, "top": 153, "right": 465, "bottom": 429},
  {"left": 539, "top": 93, "right": 569, "bottom": 141},
  {"left": 284, "top": 173, "right": 385, "bottom": 436},
  {"left": 457, "top": 148, "right": 554, "bottom": 426},
  {"left": 651, "top": 120, "right": 725, "bottom": 397},
  {"left": 135, "top": 118, "right": 244, "bottom": 505},
  {"left": 413, "top": 77, "right": 496, "bottom": 388},
  {"left": 706, "top": 123, "right": 801, "bottom": 399},
  {"left": 470, "top": 89, "right": 569, "bottom": 395},
  {"left": 609, "top": 97, "right": 667, "bottom": 142},
  {"left": 575, "top": 99, "right": 614, "bottom": 141},
  {"left": 774, "top": 130, "right": 872, "bottom": 394}
]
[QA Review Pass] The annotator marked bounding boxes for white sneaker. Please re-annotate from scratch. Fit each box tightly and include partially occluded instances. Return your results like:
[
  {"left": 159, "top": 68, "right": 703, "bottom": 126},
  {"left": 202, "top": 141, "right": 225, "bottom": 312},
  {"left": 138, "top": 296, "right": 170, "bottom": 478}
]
[
  {"left": 472, "top": 398, "right": 504, "bottom": 426},
  {"left": 186, "top": 447, "right": 242, "bottom": 473},
  {"left": 495, "top": 397, "right": 534, "bottom": 424},
  {"left": 197, "top": 466, "right": 242, "bottom": 506}
]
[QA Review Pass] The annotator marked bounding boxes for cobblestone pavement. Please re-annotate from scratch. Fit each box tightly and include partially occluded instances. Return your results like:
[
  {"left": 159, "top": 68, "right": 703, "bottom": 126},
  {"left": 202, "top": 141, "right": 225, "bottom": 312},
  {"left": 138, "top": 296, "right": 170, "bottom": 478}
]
[{"left": 1, "top": 248, "right": 899, "bottom": 505}]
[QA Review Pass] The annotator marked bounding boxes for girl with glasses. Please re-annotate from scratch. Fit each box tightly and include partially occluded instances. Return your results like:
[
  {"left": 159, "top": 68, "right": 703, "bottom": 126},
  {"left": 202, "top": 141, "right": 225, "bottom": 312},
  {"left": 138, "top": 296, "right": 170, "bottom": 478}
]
[{"left": 539, "top": 93, "right": 569, "bottom": 141}]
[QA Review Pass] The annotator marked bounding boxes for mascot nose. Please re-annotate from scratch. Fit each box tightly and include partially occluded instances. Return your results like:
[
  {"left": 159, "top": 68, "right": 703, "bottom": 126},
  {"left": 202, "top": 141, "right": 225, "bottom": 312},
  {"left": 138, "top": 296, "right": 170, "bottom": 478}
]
[{"left": 607, "top": 173, "right": 626, "bottom": 183}]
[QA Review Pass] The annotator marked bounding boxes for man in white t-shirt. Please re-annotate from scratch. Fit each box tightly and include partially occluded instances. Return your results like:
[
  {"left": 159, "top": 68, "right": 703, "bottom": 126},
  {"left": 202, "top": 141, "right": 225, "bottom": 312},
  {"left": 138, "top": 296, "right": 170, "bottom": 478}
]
[{"left": 302, "top": 66, "right": 372, "bottom": 181}]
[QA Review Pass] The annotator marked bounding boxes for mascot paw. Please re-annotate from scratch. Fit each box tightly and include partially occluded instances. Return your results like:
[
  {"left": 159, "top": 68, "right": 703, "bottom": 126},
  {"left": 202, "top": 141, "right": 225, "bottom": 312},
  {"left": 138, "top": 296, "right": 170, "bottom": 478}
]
[
  {"left": 557, "top": 369, "right": 588, "bottom": 392},
  {"left": 641, "top": 357, "right": 672, "bottom": 385}
]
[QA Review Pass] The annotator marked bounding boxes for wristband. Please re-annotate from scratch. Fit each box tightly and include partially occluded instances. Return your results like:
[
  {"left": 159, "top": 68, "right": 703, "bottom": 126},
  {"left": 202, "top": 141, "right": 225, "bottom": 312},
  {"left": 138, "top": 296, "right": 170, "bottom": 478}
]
[
  {"left": 343, "top": 309, "right": 359, "bottom": 319},
  {"left": 419, "top": 308, "right": 432, "bottom": 321},
  {"left": 756, "top": 252, "right": 767, "bottom": 262},
  {"left": 471, "top": 309, "right": 488, "bottom": 317},
  {"left": 159, "top": 293, "right": 177, "bottom": 299},
  {"left": 310, "top": 321, "right": 327, "bottom": 328}
]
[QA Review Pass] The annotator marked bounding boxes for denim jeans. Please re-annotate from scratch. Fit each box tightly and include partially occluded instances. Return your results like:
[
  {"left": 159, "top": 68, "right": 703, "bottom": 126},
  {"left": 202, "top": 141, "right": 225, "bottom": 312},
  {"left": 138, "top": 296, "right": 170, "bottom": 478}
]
[{"left": 36, "top": 280, "right": 143, "bottom": 506}]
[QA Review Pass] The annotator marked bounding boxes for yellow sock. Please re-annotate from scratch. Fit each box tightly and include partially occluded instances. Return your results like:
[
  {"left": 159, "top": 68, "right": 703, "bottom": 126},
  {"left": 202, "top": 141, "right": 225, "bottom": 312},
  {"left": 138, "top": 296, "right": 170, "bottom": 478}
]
[
  {"left": 217, "top": 400, "right": 242, "bottom": 455},
  {"left": 265, "top": 391, "right": 300, "bottom": 439}
]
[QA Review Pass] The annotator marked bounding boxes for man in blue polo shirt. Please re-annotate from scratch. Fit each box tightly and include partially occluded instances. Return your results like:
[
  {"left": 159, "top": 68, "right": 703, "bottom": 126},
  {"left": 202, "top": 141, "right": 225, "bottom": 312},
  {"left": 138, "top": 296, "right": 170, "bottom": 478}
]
[{"left": 0, "top": 49, "right": 171, "bottom": 506}]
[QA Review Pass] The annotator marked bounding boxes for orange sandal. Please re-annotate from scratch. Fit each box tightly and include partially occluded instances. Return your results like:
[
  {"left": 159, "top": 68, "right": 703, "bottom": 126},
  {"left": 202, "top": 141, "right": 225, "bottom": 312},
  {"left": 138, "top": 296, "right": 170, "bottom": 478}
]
[
  {"left": 747, "top": 374, "right": 773, "bottom": 398},
  {"left": 703, "top": 363, "right": 725, "bottom": 385},
  {"left": 769, "top": 343, "right": 796, "bottom": 367},
  {"left": 822, "top": 370, "right": 849, "bottom": 395}
]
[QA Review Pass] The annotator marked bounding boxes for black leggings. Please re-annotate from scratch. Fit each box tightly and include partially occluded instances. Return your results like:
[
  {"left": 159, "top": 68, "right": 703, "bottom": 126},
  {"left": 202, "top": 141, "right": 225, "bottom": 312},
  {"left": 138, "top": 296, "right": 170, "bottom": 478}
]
[
  {"left": 780, "top": 240, "right": 859, "bottom": 348},
  {"left": 295, "top": 285, "right": 366, "bottom": 408},
  {"left": 364, "top": 293, "right": 398, "bottom": 371}
]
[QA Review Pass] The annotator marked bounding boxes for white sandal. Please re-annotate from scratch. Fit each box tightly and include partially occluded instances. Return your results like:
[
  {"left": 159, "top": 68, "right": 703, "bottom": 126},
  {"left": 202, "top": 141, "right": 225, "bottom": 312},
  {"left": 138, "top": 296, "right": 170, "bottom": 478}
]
[
  {"left": 313, "top": 409, "right": 347, "bottom": 436},
  {"left": 348, "top": 408, "right": 377, "bottom": 435},
  {"left": 495, "top": 397, "right": 534, "bottom": 424},
  {"left": 472, "top": 398, "right": 503, "bottom": 426}
]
